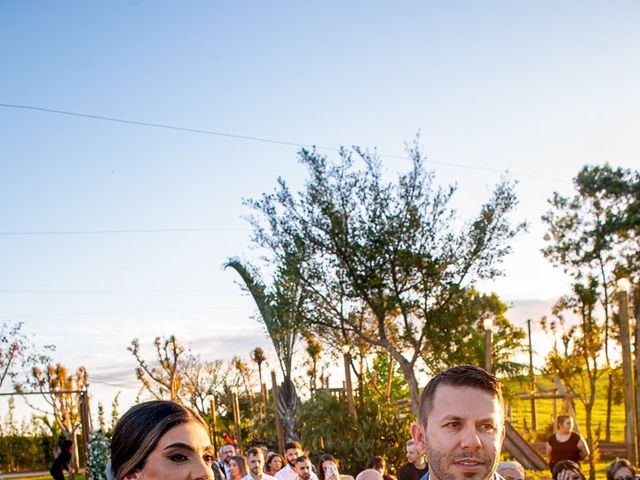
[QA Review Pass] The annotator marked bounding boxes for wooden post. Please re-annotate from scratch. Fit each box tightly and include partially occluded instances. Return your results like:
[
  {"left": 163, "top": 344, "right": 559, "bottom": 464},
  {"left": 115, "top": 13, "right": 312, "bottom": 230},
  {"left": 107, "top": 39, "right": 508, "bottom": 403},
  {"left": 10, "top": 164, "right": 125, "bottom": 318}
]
[
  {"left": 619, "top": 286, "right": 638, "bottom": 465},
  {"left": 231, "top": 391, "right": 242, "bottom": 451},
  {"left": 343, "top": 349, "right": 357, "bottom": 418},
  {"left": 385, "top": 353, "right": 393, "bottom": 403},
  {"left": 79, "top": 391, "right": 92, "bottom": 478},
  {"left": 271, "top": 371, "right": 285, "bottom": 453},
  {"left": 210, "top": 397, "right": 218, "bottom": 453},
  {"left": 634, "top": 284, "right": 640, "bottom": 456},
  {"left": 485, "top": 328, "right": 493, "bottom": 373},
  {"left": 527, "top": 319, "right": 538, "bottom": 431}
]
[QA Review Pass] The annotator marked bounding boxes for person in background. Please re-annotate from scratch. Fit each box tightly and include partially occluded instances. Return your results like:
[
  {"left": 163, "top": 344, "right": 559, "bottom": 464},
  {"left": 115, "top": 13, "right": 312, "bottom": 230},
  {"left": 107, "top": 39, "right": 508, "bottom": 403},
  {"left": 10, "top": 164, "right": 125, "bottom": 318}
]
[
  {"left": 265, "top": 452, "right": 285, "bottom": 476},
  {"left": 295, "top": 456, "right": 315, "bottom": 480},
  {"left": 219, "top": 444, "right": 237, "bottom": 480},
  {"left": 551, "top": 460, "right": 586, "bottom": 480},
  {"left": 398, "top": 440, "right": 428, "bottom": 480},
  {"left": 230, "top": 455, "right": 249, "bottom": 480},
  {"left": 245, "top": 447, "right": 277, "bottom": 480},
  {"left": 546, "top": 415, "right": 589, "bottom": 474},
  {"left": 276, "top": 443, "right": 318, "bottom": 480},
  {"left": 496, "top": 461, "right": 525, "bottom": 480},
  {"left": 356, "top": 470, "right": 383, "bottom": 480},
  {"left": 606, "top": 459, "right": 636, "bottom": 480},
  {"left": 366, "top": 456, "right": 394, "bottom": 480},
  {"left": 318, "top": 454, "right": 354, "bottom": 480},
  {"left": 50, "top": 439, "right": 73, "bottom": 480}
]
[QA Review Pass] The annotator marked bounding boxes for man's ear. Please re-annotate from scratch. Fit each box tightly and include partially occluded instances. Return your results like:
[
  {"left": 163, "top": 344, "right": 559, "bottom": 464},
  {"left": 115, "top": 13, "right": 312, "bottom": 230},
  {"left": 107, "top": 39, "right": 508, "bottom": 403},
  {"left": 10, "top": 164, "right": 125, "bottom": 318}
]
[{"left": 411, "top": 422, "right": 426, "bottom": 455}]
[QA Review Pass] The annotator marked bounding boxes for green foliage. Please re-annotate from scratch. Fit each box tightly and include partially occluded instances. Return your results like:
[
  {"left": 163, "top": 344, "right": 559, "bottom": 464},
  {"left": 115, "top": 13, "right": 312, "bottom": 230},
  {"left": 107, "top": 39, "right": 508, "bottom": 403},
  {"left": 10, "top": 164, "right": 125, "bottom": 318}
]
[
  {"left": 87, "top": 431, "right": 110, "bottom": 480},
  {"left": 245, "top": 142, "right": 525, "bottom": 410},
  {"left": 298, "top": 392, "right": 412, "bottom": 475},
  {"left": 364, "top": 351, "right": 409, "bottom": 401}
]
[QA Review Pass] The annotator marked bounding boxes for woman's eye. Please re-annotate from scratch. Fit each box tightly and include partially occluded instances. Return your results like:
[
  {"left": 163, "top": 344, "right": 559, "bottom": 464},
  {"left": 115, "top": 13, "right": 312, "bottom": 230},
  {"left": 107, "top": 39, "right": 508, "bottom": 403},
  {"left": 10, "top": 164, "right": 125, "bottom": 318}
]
[
  {"left": 203, "top": 454, "right": 214, "bottom": 464},
  {"left": 169, "top": 453, "right": 188, "bottom": 462}
]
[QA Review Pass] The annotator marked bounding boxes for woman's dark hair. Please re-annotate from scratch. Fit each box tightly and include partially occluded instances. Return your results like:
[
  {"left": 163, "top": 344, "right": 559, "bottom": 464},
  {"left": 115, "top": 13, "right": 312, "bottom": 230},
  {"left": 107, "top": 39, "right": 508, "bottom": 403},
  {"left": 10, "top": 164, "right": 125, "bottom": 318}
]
[
  {"left": 230, "top": 455, "right": 248, "bottom": 478},
  {"left": 110, "top": 400, "right": 209, "bottom": 480},
  {"left": 266, "top": 452, "right": 285, "bottom": 473},
  {"left": 552, "top": 460, "right": 586, "bottom": 480},
  {"left": 607, "top": 459, "right": 636, "bottom": 480},
  {"left": 318, "top": 454, "right": 339, "bottom": 480},
  {"left": 367, "top": 456, "right": 385, "bottom": 472},
  {"left": 61, "top": 439, "right": 73, "bottom": 451}
]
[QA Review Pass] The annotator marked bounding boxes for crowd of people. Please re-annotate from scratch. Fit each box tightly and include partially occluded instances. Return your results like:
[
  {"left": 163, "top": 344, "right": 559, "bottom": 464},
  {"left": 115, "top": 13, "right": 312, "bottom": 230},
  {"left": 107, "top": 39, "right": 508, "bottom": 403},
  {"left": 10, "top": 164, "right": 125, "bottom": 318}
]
[{"left": 86, "top": 364, "right": 638, "bottom": 480}]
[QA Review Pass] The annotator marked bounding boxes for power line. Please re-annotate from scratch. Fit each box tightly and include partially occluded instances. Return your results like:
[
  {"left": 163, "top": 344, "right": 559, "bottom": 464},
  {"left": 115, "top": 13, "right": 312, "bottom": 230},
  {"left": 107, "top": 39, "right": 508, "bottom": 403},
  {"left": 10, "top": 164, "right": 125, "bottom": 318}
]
[
  {"left": 0, "top": 289, "right": 226, "bottom": 294},
  {"left": 0, "top": 102, "right": 570, "bottom": 183},
  {"left": 0, "top": 227, "right": 248, "bottom": 236}
]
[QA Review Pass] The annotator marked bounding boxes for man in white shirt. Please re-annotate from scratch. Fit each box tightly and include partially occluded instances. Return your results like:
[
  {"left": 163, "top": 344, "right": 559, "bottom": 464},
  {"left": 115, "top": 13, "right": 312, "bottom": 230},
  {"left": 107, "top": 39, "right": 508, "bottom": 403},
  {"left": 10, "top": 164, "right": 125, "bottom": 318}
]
[
  {"left": 243, "top": 447, "right": 277, "bottom": 480},
  {"left": 218, "top": 443, "right": 236, "bottom": 480},
  {"left": 294, "top": 456, "right": 314, "bottom": 480},
  {"left": 275, "top": 443, "right": 318, "bottom": 480}
]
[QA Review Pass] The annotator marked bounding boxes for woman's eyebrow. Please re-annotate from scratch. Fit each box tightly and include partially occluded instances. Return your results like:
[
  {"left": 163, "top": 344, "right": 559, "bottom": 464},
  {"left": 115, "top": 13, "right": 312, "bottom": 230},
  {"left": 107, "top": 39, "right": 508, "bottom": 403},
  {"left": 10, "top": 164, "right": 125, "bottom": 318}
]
[{"left": 164, "top": 442, "right": 195, "bottom": 451}]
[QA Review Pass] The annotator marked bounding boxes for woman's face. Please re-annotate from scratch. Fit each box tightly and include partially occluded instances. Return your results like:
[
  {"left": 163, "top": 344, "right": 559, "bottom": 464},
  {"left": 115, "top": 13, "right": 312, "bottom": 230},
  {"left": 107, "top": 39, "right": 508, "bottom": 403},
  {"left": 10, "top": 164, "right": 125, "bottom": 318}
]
[
  {"left": 613, "top": 466, "right": 634, "bottom": 480},
  {"left": 561, "top": 418, "right": 573, "bottom": 432},
  {"left": 230, "top": 459, "right": 241, "bottom": 478},
  {"left": 125, "top": 421, "right": 214, "bottom": 480},
  {"left": 322, "top": 460, "right": 339, "bottom": 479},
  {"left": 269, "top": 456, "right": 283, "bottom": 472}
]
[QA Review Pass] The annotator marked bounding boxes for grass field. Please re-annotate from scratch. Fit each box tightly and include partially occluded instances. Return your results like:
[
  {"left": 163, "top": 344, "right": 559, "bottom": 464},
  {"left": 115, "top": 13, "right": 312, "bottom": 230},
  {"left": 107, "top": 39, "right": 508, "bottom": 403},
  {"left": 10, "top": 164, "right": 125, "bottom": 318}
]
[{"left": 506, "top": 375, "right": 625, "bottom": 443}]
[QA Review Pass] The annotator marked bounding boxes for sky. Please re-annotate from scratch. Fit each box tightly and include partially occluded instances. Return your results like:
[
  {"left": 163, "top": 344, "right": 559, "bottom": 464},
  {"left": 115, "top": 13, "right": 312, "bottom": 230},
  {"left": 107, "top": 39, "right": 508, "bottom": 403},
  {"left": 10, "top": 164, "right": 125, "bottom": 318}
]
[{"left": 1, "top": 1, "right": 639, "bottom": 421}]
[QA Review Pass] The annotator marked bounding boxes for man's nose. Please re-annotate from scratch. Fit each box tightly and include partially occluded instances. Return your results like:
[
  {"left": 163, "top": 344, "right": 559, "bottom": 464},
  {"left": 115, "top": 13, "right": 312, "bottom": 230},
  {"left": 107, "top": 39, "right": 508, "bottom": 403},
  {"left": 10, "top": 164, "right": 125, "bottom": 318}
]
[{"left": 459, "top": 426, "right": 482, "bottom": 450}]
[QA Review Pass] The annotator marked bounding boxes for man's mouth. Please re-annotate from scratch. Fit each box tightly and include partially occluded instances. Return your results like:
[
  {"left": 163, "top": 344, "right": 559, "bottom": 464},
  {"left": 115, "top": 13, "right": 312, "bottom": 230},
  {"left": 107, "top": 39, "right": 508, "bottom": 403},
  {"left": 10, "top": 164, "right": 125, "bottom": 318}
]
[{"left": 453, "top": 459, "right": 484, "bottom": 472}]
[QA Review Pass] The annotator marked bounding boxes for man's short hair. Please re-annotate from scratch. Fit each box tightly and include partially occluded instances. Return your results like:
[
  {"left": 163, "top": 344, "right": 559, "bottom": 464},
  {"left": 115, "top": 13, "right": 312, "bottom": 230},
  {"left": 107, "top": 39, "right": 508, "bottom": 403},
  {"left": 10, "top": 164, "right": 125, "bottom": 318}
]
[
  {"left": 247, "top": 447, "right": 264, "bottom": 458},
  {"left": 497, "top": 461, "right": 525, "bottom": 478},
  {"left": 286, "top": 441, "right": 302, "bottom": 451},
  {"left": 418, "top": 364, "right": 504, "bottom": 426},
  {"left": 295, "top": 455, "right": 310, "bottom": 465},
  {"left": 405, "top": 439, "right": 416, "bottom": 448},
  {"left": 556, "top": 415, "right": 571, "bottom": 428}
]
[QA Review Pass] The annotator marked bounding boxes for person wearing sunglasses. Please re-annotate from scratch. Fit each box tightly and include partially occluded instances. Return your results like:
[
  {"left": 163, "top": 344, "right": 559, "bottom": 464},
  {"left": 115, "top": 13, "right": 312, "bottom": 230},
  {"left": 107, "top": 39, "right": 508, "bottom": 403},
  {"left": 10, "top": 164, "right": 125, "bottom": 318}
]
[{"left": 607, "top": 459, "right": 637, "bottom": 480}]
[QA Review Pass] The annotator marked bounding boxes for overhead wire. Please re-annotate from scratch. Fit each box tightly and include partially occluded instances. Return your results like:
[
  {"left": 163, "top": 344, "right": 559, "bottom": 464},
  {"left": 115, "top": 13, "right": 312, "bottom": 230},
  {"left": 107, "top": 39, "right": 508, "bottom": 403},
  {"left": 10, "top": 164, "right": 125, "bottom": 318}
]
[{"left": 0, "top": 102, "right": 570, "bottom": 183}]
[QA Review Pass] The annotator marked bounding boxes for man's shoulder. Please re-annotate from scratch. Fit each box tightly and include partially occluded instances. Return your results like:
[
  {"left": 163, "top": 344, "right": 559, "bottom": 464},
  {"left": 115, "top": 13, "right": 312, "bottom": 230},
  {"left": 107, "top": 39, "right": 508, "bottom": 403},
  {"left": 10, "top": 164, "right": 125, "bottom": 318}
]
[
  {"left": 275, "top": 466, "right": 294, "bottom": 479},
  {"left": 262, "top": 475, "right": 278, "bottom": 480}
]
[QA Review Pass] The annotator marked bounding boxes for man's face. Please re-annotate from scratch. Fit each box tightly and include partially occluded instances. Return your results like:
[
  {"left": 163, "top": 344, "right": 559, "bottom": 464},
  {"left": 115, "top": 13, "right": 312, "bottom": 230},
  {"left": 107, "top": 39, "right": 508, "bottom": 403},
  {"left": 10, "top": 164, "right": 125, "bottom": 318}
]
[
  {"left": 406, "top": 445, "right": 421, "bottom": 465},
  {"left": 249, "top": 453, "right": 265, "bottom": 477},
  {"left": 220, "top": 445, "right": 235, "bottom": 465},
  {"left": 286, "top": 448, "right": 302, "bottom": 466},
  {"left": 295, "top": 459, "right": 312, "bottom": 480},
  {"left": 411, "top": 385, "right": 505, "bottom": 480},
  {"left": 498, "top": 467, "right": 524, "bottom": 480}
]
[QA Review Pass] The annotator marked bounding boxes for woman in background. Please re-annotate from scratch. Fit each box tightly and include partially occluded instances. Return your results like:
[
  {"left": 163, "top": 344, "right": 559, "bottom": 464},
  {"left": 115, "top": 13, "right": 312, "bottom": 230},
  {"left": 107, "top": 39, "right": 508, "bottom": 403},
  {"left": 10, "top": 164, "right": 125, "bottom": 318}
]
[
  {"left": 230, "top": 455, "right": 248, "bottom": 480},
  {"left": 265, "top": 452, "right": 285, "bottom": 476}
]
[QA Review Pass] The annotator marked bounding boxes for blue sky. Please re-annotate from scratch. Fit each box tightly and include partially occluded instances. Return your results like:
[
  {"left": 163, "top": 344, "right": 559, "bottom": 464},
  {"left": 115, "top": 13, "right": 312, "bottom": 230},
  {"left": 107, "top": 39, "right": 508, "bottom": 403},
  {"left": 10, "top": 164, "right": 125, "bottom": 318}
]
[{"left": 1, "top": 1, "right": 639, "bottom": 416}]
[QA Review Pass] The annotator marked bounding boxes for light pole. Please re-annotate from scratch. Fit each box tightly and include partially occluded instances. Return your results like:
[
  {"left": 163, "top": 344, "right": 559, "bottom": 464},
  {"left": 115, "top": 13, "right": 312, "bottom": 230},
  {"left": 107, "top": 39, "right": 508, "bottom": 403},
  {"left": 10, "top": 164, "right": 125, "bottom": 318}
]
[
  {"left": 483, "top": 317, "right": 494, "bottom": 373},
  {"left": 342, "top": 344, "right": 357, "bottom": 418},
  {"left": 617, "top": 277, "right": 638, "bottom": 465}
]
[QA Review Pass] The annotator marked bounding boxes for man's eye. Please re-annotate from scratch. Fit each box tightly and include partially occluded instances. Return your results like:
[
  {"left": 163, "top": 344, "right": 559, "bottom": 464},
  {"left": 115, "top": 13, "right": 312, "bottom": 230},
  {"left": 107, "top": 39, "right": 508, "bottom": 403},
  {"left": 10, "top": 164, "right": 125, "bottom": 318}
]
[
  {"left": 481, "top": 424, "right": 496, "bottom": 432},
  {"left": 445, "top": 422, "right": 461, "bottom": 429},
  {"left": 203, "top": 454, "right": 214, "bottom": 464}
]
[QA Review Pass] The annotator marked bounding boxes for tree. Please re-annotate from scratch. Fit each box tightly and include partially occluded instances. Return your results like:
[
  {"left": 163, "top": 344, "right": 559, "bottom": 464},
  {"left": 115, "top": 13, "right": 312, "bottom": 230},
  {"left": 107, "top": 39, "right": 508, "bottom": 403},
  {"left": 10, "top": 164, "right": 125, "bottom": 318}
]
[
  {"left": 18, "top": 363, "right": 88, "bottom": 476},
  {"left": 129, "top": 335, "right": 227, "bottom": 419},
  {"left": 245, "top": 144, "right": 525, "bottom": 410},
  {"left": 542, "top": 163, "right": 640, "bottom": 440},
  {"left": 303, "top": 333, "right": 322, "bottom": 393},
  {"left": 0, "top": 322, "right": 52, "bottom": 390},
  {"left": 225, "top": 258, "right": 305, "bottom": 440},
  {"left": 129, "top": 335, "right": 185, "bottom": 401},
  {"left": 541, "top": 278, "right": 604, "bottom": 480}
]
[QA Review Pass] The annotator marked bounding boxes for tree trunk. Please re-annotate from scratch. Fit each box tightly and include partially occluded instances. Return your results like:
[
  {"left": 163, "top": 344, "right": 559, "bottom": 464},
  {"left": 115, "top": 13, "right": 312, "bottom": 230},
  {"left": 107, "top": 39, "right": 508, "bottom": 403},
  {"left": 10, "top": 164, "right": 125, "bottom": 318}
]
[{"left": 393, "top": 353, "right": 420, "bottom": 413}]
